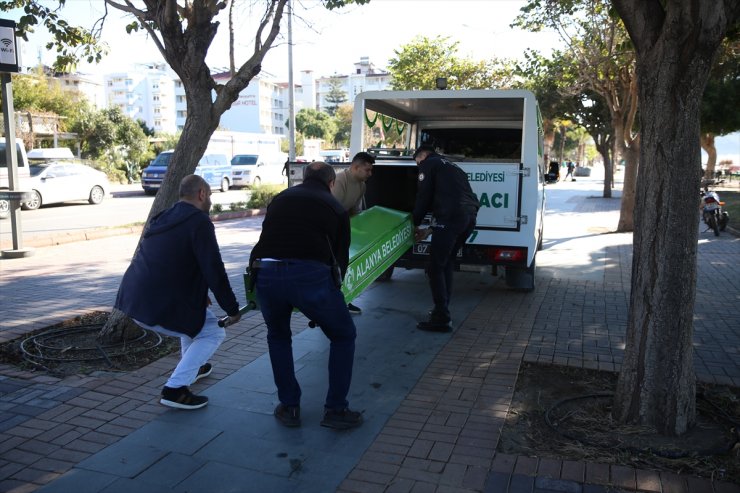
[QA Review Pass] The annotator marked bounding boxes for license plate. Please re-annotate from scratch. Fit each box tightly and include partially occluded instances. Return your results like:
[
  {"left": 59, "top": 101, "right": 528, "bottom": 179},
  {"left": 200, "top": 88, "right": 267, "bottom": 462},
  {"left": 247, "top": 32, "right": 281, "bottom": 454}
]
[
  {"left": 413, "top": 243, "right": 430, "bottom": 255},
  {"left": 413, "top": 243, "right": 464, "bottom": 257}
]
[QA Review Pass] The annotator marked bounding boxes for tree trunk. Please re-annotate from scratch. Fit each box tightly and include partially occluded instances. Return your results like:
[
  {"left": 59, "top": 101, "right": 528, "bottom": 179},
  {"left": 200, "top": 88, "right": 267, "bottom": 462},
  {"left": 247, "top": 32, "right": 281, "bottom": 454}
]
[
  {"left": 616, "top": 143, "right": 639, "bottom": 231},
  {"left": 596, "top": 141, "right": 613, "bottom": 199},
  {"left": 700, "top": 133, "right": 717, "bottom": 180},
  {"left": 612, "top": 0, "right": 737, "bottom": 436}
]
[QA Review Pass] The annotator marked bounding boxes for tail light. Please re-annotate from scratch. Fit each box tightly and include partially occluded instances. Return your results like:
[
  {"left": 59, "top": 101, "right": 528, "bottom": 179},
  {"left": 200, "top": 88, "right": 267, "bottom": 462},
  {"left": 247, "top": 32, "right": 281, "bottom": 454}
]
[{"left": 493, "top": 248, "right": 526, "bottom": 263}]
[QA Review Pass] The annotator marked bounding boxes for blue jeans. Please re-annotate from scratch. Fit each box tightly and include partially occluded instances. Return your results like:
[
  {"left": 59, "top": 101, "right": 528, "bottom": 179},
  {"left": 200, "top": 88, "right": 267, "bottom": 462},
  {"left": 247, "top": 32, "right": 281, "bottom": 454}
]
[
  {"left": 255, "top": 259, "right": 356, "bottom": 410},
  {"left": 429, "top": 214, "right": 476, "bottom": 319}
]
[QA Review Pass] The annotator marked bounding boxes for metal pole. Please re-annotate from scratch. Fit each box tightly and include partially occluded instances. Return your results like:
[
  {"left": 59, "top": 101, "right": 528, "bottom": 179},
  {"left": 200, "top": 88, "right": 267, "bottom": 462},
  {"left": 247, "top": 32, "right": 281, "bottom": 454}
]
[
  {"left": 287, "top": 0, "right": 296, "bottom": 161},
  {"left": 1, "top": 72, "right": 31, "bottom": 257}
]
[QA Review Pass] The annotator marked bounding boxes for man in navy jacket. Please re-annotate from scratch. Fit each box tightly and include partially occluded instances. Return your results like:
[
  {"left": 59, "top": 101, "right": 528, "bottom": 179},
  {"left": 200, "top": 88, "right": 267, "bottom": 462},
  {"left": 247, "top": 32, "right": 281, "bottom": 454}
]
[{"left": 116, "top": 174, "right": 241, "bottom": 410}]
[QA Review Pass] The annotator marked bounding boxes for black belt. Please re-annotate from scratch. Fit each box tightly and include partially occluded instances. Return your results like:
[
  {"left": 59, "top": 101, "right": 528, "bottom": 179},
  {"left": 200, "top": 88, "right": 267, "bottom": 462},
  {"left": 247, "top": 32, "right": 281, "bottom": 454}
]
[{"left": 252, "top": 259, "right": 284, "bottom": 269}]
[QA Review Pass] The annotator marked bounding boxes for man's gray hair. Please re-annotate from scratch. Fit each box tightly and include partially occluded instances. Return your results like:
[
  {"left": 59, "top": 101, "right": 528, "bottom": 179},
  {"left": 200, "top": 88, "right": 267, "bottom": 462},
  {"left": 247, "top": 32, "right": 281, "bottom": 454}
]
[
  {"left": 179, "top": 174, "right": 208, "bottom": 198},
  {"left": 303, "top": 161, "right": 336, "bottom": 186}
]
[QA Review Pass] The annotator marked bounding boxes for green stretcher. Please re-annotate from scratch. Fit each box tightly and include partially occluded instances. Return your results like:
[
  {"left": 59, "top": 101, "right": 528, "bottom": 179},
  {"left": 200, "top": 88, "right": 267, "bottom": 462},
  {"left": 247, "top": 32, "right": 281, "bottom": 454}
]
[{"left": 221, "top": 206, "right": 414, "bottom": 326}]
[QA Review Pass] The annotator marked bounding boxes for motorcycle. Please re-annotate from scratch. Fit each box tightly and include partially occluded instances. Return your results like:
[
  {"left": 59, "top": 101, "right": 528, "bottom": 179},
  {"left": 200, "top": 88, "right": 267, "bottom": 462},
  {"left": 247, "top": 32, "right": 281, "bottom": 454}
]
[{"left": 700, "top": 186, "right": 729, "bottom": 236}]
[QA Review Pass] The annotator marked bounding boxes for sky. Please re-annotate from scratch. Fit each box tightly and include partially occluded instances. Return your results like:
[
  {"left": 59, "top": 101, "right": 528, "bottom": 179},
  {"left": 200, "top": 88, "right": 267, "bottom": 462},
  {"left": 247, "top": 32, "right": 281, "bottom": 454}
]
[
  {"left": 5, "top": 0, "right": 739, "bottom": 164},
  {"left": 13, "top": 0, "right": 560, "bottom": 78}
]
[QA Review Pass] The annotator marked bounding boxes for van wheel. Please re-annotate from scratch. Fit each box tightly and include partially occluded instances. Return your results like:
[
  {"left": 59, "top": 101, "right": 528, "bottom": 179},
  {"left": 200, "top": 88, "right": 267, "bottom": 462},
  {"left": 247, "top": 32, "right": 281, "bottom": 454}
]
[
  {"left": 22, "top": 190, "right": 42, "bottom": 210},
  {"left": 252, "top": 177, "right": 261, "bottom": 187},
  {"left": 0, "top": 199, "right": 9, "bottom": 219},
  {"left": 504, "top": 259, "right": 535, "bottom": 292},
  {"left": 89, "top": 186, "right": 105, "bottom": 205},
  {"left": 220, "top": 177, "right": 229, "bottom": 192}
]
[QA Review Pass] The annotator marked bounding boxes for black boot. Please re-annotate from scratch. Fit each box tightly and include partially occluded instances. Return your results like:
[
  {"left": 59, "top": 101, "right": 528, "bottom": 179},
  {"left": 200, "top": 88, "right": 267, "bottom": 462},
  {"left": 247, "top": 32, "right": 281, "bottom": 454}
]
[{"left": 417, "top": 311, "right": 452, "bottom": 332}]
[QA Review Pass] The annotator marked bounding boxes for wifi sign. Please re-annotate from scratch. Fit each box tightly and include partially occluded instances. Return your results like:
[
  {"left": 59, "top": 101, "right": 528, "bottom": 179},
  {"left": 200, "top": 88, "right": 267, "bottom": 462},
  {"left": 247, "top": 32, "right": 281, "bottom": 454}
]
[{"left": 0, "top": 19, "right": 18, "bottom": 72}]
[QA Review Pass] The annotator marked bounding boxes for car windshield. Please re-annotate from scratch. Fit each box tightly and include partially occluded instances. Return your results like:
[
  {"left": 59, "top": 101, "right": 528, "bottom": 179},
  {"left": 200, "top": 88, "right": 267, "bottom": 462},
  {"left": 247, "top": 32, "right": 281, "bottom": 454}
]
[
  {"left": 151, "top": 152, "right": 173, "bottom": 167},
  {"left": 232, "top": 155, "right": 258, "bottom": 165},
  {"left": 29, "top": 163, "right": 54, "bottom": 177}
]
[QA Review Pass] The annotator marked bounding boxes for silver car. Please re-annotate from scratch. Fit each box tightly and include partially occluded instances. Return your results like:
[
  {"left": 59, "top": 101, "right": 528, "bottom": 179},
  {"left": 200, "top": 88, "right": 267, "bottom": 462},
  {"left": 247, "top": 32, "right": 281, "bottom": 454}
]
[{"left": 22, "top": 161, "right": 110, "bottom": 210}]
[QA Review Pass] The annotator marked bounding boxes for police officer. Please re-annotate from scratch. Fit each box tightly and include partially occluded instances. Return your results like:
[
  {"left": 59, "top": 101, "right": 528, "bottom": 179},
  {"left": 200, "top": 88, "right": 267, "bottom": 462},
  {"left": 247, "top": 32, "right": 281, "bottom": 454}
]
[{"left": 412, "top": 146, "right": 479, "bottom": 332}]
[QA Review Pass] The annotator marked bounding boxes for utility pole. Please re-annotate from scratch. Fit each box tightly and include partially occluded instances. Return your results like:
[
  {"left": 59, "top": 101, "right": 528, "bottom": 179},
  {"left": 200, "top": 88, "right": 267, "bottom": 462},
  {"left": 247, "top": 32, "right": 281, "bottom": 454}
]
[{"left": 287, "top": 0, "right": 296, "bottom": 162}]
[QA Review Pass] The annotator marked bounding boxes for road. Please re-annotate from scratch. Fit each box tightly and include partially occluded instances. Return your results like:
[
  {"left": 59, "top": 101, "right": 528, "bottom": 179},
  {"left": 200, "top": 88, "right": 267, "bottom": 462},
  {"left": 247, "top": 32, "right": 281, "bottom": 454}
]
[{"left": 0, "top": 184, "right": 253, "bottom": 245}]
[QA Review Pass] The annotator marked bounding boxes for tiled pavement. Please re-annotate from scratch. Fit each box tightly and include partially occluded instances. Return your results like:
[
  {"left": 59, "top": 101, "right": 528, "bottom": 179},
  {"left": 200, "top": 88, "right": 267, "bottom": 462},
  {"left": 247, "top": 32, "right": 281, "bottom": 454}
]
[{"left": 0, "top": 174, "right": 738, "bottom": 493}]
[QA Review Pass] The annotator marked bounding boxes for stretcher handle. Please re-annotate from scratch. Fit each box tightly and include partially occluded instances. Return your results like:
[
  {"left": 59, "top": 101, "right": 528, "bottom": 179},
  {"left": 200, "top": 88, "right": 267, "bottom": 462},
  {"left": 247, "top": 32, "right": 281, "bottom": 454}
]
[{"left": 218, "top": 301, "right": 257, "bottom": 327}]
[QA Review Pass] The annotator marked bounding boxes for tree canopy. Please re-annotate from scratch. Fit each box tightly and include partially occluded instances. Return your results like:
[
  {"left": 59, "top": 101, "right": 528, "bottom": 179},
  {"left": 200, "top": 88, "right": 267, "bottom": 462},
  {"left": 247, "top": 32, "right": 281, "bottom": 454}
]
[{"left": 387, "top": 35, "right": 513, "bottom": 90}]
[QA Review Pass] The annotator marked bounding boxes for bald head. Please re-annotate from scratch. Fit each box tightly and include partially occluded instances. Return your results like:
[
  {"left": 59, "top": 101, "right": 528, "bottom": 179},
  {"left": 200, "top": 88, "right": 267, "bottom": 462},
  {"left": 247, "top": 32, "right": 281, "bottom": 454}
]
[
  {"left": 180, "top": 174, "right": 209, "bottom": 199},
  {"left": 304, "top": 161, "right": 336, "bottom": 187},
  {"left": 179, "top": 174, "right": 212, "bottom": 213}
]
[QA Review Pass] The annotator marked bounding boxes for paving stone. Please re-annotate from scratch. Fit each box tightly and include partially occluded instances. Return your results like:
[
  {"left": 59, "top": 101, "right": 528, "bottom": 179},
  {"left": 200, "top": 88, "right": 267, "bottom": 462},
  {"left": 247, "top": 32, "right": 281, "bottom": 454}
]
[
  {"left": 75, "top": 442, "right": 168, "bottom": 478},
  {"left": 33, "top": 468, "right": 118, "bottom": 493}
]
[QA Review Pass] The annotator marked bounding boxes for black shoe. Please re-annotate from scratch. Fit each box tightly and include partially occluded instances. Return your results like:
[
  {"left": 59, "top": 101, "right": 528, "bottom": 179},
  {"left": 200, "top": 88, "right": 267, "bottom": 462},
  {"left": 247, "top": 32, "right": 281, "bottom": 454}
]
[
  {"left": 160, "top": 386, "right": 208, "bottom": 410},
  {"left": 321, "top": 407, "right": 364, "bottom": 430},
  {"left": 347, "top": 303, "right": 362, "bottom": 315},
  {"left": 274, "top": 403, "right": 301, "bottom": 427},
  {"left": 427, "top": 310, "right": 451, "bottom": 323},
  {"left": 194, "top": 363, "right": 213, "bottom": 383},
  {"left": 417, "top": 320, "right": 452, "bottom": 332}
]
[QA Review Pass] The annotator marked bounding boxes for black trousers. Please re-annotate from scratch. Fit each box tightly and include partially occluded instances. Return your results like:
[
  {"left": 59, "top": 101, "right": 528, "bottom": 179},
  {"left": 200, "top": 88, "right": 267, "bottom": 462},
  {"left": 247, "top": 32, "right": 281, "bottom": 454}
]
[{"left": 428, "top": 214, "right": 476, "bottom": 320}]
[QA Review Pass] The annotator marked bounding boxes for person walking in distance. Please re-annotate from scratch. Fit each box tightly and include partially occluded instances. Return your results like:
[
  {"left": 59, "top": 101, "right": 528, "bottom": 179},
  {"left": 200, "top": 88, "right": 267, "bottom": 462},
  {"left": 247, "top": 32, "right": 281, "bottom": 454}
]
[
  {"left": 249, "top": 161, "right": 363, "bottom": 430},
  {"left": 115, "top": 174, "right": 241, "bottom": 410},
  {"left": 331, "top": 151, "right": 375, "bottom": 314},
  {"left": 412, "top": 145, "right": 479, "bottom": 332}
]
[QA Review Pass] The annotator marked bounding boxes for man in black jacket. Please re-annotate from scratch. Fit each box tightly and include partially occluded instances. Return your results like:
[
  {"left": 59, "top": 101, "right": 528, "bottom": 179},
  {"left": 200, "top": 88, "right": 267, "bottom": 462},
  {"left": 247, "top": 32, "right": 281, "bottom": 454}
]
[
  {"left": 412, "top": 146, "right": 479, "bottom": 332},
  {"left": 250, "top": 161, "right": 362, "bottom": 430},
  {"left": 115, "top": 174, "right": 241, "bottom": 410}
]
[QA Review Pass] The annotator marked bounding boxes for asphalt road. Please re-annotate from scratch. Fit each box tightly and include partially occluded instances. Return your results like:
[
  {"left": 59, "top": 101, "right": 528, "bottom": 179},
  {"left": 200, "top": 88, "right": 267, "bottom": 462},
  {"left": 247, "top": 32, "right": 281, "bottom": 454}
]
[{"left": 0, "top": 184, "right": 253, "bottom": 242}]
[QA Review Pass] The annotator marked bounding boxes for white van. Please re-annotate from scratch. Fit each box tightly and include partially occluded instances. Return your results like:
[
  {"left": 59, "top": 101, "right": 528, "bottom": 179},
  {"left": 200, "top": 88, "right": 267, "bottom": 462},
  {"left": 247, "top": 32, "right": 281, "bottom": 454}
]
[
  {"left": 348, "top": 89, "right": 546, "bottom": 290},
  {"left": 0, "top": 139, "right": 31, "bottom": 219},
  {"left": 231, "top": 152, "right": 287, "bottom": 187}
]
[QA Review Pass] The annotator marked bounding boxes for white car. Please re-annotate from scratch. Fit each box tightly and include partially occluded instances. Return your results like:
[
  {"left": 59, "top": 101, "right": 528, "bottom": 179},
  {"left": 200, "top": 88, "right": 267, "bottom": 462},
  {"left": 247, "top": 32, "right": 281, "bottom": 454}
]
[{"left": 22, "top": 161, "right": 110, "bottom": 210}]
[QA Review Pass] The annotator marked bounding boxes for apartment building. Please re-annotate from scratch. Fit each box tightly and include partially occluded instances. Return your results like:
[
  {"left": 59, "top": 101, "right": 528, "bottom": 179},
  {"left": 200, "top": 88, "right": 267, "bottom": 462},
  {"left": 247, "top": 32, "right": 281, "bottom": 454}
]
[
  {"left": 104, "top": 62, "right": 177, "bottom": 134},
  {"left": 53, "top": 72, "right": 106, "bottom": 109},
  {"left": 214, "top": 71, "right": 288, "bottom": 135},
  {"left": 64, "top": 56, "right": 390, "bottom": 136}
]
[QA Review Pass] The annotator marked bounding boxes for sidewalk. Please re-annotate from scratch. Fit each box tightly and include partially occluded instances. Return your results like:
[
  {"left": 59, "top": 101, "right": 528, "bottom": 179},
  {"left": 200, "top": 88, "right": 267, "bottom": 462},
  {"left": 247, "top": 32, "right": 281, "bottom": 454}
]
[{"left": 0, "top": 172, "right": 738, "bottom": 493}]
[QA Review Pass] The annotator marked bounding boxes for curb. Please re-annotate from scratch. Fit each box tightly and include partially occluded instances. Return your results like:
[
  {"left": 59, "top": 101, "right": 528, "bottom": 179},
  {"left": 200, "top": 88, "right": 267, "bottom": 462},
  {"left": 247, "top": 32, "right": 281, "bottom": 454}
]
[{"left": 0, "top": 209, "right": 266, "bottom": 250}]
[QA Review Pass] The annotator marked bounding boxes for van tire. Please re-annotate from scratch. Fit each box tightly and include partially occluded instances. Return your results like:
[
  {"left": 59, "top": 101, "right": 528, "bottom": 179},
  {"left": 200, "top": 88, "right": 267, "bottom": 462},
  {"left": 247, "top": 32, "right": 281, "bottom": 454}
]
[
  {"left": 220, "top": 177, "right": 230, "bottom": 193},
  {"left": 22, "top": 190, "right": 42, "bottom": 210},
  {"left": 252, "top": 177, "right": 261, "bottom": 187},
  {"left": 504, "top": 259, "right": 535, "bottom": 292}
]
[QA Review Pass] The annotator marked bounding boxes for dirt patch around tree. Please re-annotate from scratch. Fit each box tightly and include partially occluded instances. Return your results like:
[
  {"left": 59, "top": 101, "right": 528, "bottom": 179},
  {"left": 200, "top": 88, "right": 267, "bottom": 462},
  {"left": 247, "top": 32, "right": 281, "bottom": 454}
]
[
  {"left": 0, "top": 311, "right": 179, "bottom": 377},
  {"left": 498, "top": 362, "right": 740, "bottom": 484}
]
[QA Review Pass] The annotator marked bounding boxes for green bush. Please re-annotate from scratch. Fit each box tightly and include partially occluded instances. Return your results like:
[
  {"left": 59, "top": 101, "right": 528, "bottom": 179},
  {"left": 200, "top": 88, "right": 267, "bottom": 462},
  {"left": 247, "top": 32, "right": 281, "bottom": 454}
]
[
  {"left": 211, "top": 203, "right": 224, "bottom": 214},
  {"left": 247, "top": 184, "right": 285, "bottom": 209},
  {"left": 230, "top": 201, "right": 248, "bottom": 211}
]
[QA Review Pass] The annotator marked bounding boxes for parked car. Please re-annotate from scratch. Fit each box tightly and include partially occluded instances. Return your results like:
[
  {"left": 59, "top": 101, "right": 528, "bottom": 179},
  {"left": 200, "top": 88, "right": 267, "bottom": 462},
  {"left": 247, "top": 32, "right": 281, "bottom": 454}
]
[
  {"left": 27, "top": 147, "right": 76, "bottom": 163},
  {"left": 141, "top": 150, "right": 232, "bottom": 195},
  {"left": 230, "top": 152, "right": 287, "bottom": 187},
  {"left": 21, "top": 161, "right": 110, "bottom": 210}
]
